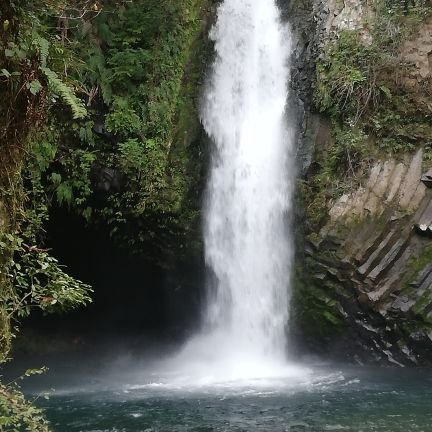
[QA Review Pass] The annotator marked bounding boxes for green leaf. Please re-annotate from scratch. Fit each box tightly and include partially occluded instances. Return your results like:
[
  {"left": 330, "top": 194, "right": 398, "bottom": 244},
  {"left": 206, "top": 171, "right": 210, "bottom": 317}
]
[
  {"left": 50, "top": 172, "right": 62, "bottom": 185},
  {"left": 0, "top": 68, "right": 11, "bottom": 78},
  {"left": 0, "top": 417, "right": 11, "bottom": 425},
  {"left": 379, "top": 85, "right": 392, "bottom": 99},
  {"left": 27, "top": 79, "right": 43, "bottom": 95},
  {"left": 24, "top": 367, "right": 47, "bottom": 377},
  {"left": 55, "top": 182, "right": 73, "bottom": 206},
  {"left": 41, "top": 67, "right": 87, "bottom": 119}
]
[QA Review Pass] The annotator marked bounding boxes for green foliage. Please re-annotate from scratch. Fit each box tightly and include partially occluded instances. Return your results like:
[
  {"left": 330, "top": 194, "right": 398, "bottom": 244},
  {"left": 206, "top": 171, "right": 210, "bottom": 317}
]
[
  {"left": 117, "top": 138, "right": 164, "bottom": 184},
  {"left": 35, "top": 0, "right": 210, "bottom": 258},
  {"left": 0, "top": 19, "right": 87, "bottom": 151},
  {"left": 315, "top": 0, "right": 431, "bottom": 119},
  {"left": 35, "top": 35, "right": 49, "bottom": 69},
  {"left": 50, "top": 148, "right": 97, "bottom": 208},
  {"left": 299, "top": 123, "right": 372, "bottom": 233},
  {"left": 368, "top": 104, "right": 432, "bottom": 155},
  {"left": 298, "top": 180, "right": 328, "bottom": 232},
  {"left": 0, "top": 0, "right": 94, "bottom": 369},
  {"left": 292, "top": 265, "right": 345, "bottom": 339},
  {"left": 0, "top": 232, "right": 92, "bottom": 319},
  {"left": 0, "top": 0, "right": 209, "bottom": 368},
  {"left": 316, "top": 29, "right": 391, "bottom": 120},
  {"left": 311, "top": 0, "right": 432, "bottom": 217},
  {"left": 326, "top": 123, "right": 371, "bottom": 178},
  {"left": 105, "top": 97, "right": 141, "bottom": 136},
  {"left": 41, "top": 67, "right": 87, "bottom": 120},
  {"left": 0, "top": 387, "right": 50, "bottom": 431},
  {"left": 0, "top": 368, "right": 50, "bottom": 431},
  {"left": 376, "top": 0, "right": 431, "bottom": 44}
]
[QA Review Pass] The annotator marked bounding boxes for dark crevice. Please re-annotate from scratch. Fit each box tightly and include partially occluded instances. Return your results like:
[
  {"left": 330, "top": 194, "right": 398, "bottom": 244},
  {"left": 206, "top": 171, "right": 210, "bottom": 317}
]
[{"left": 16, "top": 205, "right": 204, "bottom": 356}]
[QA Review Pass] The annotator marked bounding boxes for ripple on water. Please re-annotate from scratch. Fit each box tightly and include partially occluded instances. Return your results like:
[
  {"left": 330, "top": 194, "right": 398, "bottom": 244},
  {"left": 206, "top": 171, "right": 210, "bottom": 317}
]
[{"left": 36, "top": 367, "right": 432, "bottom": 432}]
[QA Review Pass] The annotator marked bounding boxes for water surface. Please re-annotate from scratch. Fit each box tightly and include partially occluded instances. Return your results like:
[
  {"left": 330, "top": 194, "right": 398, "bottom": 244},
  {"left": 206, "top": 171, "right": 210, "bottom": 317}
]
[{"left": 35, "top": 366, "right": 432, "bottom": 431}]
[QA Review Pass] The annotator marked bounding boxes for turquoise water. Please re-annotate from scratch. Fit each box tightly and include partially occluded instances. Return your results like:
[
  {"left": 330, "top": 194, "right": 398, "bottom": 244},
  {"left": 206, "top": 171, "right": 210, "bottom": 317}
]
[{"left": 35, "top": 367, "right": 432, "bottom": 431}]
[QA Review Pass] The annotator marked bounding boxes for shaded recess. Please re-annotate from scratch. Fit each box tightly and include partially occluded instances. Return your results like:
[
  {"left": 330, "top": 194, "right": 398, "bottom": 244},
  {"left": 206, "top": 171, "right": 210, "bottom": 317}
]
[{"left": 17, "top": 205, "right": 205, "bottom": 354}]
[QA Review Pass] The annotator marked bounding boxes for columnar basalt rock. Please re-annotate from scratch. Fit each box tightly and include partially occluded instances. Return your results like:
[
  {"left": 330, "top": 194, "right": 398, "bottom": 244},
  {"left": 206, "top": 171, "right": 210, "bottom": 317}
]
[
  {"left": 303, "top": 149, "right": 432, "bottom": 365},
  {"left": 291, "top": 0, "right": 432, "bottom": 364}
]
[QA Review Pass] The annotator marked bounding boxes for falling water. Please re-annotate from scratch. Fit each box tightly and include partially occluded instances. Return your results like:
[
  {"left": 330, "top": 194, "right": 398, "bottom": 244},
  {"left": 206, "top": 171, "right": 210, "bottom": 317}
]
[
  {"left": 150, "top": 0, "right": 298, "bottom": 384},
  {"left": 200, "top": 0, "right": 294, "bottom": 366}
]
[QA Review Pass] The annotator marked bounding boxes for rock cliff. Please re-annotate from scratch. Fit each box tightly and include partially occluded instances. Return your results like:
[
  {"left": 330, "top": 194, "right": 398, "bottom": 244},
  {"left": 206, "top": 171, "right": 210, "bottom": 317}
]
[{"left": 292, "top": 0, "right": 432, "bottom": 365}]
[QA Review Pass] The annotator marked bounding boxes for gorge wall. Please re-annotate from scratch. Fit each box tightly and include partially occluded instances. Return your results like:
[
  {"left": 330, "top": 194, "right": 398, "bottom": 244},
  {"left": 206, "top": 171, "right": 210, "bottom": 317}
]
[
  {"left": 2, "top": 0, "right": 432, "bottom": 370},
  {"left": 292, "top": 0, "right": 432, "bottom": 365}
]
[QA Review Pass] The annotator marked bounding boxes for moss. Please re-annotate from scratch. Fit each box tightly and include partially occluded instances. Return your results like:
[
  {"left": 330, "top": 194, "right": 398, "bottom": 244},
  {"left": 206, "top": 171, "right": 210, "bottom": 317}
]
[
  {"left": 394, "top": 242, "right": 432, "bottom": 325},
  {"left": 401, "top": 243, "right": 432, "bottom": 290},
  {"left": 322, "top": 310, "right": 343, "bottom": 326},
  {"left": 306, "top": 231, "right": 321, "bottom": 245},
  {"left": 300, "top": 125, "right": 377, "bottom": 237},
  {"left": 292, "top": 265, "right": 346, "bottom": 340},
  {"left": 0, "top": 307, "right": 11, "bottom": 362},
  {"left": 298, "top": 179, "right": 329, "bottom": 232},
  {"left": 165, "top": 0, "right": 214, "bottom": 251},
  {"left": 411, "top": 290, "right": 432, "bottom": 320},
  {"left": 368, "top": 103, "right": 432, "bottom": 156}
]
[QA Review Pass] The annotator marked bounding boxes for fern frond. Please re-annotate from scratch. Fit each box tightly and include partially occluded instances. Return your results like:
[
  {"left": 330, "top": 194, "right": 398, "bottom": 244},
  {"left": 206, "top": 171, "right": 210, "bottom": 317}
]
[
  {"left": 33, "top": 34, "right": 50, "bottom": 68},
  {"left": 41, "top": 67, "right": 87, "bottom": 119}
]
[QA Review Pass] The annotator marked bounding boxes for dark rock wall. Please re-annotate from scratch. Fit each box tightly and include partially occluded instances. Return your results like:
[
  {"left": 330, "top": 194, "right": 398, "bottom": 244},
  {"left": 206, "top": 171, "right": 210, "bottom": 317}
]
[{"left": 289, "top": 0, "right": 432, "bottom": 365}]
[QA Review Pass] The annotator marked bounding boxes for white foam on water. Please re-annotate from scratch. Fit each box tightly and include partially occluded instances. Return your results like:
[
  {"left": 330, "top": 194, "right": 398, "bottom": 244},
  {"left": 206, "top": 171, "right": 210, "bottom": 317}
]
[{"left": 121, "top": 369, "right": 349, "bottom": 400}]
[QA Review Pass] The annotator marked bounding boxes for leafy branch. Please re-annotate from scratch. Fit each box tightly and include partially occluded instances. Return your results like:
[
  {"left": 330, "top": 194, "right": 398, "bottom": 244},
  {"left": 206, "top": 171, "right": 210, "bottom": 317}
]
[{"left": 0, "top": 233, "right": 92, "bottom": 320}]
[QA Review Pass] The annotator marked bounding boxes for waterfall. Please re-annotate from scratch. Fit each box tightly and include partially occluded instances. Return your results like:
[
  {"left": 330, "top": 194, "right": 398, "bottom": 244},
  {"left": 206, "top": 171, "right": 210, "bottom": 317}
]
[
  {"left": 158, "top": 0, "right": 298, "bottom": 384},
  {"left": 200, "top": 0, "right": 294, "bottom": 365}
]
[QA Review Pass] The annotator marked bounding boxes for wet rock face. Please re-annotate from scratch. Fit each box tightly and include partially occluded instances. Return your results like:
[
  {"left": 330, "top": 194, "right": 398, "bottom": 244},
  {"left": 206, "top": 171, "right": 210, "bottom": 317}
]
[
  {"left": 289, "top": 0, "right": 432, "bottom": 365},
  {"left": 302, "top": 148, "right": 432, "bottom": 365},
  {"left": 295, "top": 144, "right": 432, "bottom": 364},
  {"left": 420, "top": 168, "right": 432, "bottom": 188},
  {"left": 284, "top": 0, "right": 371, "bottom": 174},
  {"left": 400, "top": 16, "right": 432, "bottom": 81}
]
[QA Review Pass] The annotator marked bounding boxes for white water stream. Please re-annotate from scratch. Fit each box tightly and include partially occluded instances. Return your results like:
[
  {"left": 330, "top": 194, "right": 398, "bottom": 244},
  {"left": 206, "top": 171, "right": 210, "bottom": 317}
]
[
  {"left": 152, "top": 0, "right": 302, "bottom": 385},
  {"left": 201, "top": 0, "right": 294, "bottom": 362}
]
